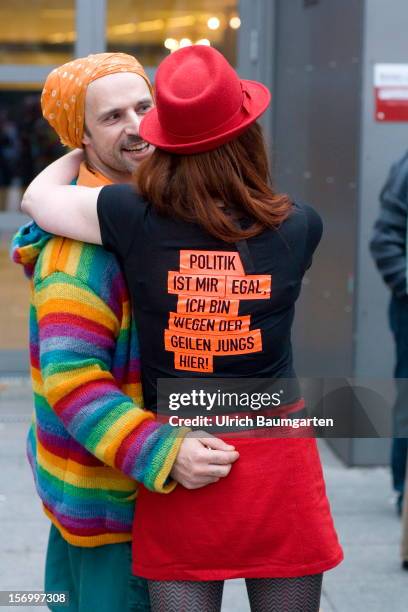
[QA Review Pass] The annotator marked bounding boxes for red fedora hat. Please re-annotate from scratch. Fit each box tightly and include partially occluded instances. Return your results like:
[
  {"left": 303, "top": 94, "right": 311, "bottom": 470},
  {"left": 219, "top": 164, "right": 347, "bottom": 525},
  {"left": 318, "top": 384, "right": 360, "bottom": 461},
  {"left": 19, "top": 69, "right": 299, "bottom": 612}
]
[{"left": 140, "top": 45, "right": 271, "bottom": 154}]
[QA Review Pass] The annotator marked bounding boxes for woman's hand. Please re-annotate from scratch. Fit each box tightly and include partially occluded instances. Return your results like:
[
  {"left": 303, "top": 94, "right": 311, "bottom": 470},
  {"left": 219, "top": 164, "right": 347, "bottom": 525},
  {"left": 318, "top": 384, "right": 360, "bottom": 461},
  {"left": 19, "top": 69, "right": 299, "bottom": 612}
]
[
  {"left": 170, "top": 431, "right": 239, "bottom": 489},
  {"left": 21, "top": 149, "right": 102, "bottom": 244}
]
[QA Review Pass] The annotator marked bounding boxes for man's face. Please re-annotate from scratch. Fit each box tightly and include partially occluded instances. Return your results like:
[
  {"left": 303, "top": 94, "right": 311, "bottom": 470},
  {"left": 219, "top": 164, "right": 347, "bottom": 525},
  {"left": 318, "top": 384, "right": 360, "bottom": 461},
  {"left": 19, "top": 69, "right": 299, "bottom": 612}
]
[{"left": 82, "top": 72, "right": 154, "bottom": 181}]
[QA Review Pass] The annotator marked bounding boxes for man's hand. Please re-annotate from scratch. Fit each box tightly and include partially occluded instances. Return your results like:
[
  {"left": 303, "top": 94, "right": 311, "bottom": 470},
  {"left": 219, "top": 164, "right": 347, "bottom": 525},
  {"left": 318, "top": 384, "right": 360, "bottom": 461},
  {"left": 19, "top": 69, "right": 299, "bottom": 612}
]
[{"left": 171, "top": 431, "right": 239, "bottom": 489}]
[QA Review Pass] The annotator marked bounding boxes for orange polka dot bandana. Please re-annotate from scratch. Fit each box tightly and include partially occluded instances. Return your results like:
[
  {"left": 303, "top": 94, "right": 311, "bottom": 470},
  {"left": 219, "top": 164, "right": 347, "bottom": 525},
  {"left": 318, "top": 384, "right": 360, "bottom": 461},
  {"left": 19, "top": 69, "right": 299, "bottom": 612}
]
[{"left": 41, "top": 52, "right": 153, "bottom": 149}]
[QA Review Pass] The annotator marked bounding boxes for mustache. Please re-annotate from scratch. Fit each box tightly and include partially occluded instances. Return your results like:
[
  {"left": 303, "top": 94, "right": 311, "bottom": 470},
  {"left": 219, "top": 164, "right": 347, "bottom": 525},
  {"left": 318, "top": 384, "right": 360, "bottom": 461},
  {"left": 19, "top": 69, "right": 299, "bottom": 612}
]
[{"left": 121, "top": 137, "right": 147, "bottom": 148}]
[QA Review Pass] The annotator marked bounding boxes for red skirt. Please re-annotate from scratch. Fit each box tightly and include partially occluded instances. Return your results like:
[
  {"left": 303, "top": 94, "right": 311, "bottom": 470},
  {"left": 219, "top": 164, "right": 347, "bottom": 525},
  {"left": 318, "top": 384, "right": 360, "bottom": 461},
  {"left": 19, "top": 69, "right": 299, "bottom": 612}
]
[{"left": 132, "top": 437, "right": 343, "bottom": 580}]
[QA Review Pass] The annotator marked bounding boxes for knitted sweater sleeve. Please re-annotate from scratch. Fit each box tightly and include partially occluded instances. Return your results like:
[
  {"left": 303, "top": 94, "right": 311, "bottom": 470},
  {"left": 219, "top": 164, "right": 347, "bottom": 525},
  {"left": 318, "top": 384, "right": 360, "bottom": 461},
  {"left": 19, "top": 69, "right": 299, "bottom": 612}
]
[{"left": 34, "top": 270, "right": 188, "bottom": 493}]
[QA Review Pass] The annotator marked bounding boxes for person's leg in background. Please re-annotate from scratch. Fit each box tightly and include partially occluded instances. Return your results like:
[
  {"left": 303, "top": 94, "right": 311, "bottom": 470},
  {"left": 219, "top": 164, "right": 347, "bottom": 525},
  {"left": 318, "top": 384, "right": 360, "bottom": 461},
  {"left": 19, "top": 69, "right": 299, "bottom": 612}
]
[
  {"left": 401, "top": 452, "right": 408, "bottom": 570},
  {"left": 391, "top": 437, "right": 408, "bottom": 515},
  {"left": 45, "top": 525, "right": 150, "bottom": 612},
  {"left": 388, "top": 295, "right": 408, "bottom": 515},
  {"left": 245, "top": 574, "right": 323, "bottom": 612}
]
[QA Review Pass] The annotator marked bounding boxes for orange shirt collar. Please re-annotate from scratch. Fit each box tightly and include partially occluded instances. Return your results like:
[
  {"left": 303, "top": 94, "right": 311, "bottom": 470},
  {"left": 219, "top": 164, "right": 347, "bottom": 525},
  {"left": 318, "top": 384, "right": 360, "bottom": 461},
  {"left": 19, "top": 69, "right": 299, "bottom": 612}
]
[{"left": 77, "top": 162, "right": 113, "bottom": 187}]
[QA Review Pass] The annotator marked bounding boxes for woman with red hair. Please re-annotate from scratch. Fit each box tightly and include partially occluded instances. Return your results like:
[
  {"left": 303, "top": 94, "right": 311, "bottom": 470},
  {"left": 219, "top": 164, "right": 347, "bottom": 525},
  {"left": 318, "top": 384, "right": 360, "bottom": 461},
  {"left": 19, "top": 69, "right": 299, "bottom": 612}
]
[{"left": 22, "top": 45, "right": 343, "bottom": 612}]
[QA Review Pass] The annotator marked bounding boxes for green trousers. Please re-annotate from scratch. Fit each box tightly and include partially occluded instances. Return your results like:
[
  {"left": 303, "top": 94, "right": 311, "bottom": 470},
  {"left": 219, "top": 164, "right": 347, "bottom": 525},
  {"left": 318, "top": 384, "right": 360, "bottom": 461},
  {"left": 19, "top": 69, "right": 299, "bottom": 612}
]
[{"left": 45, "top": 525, "right": 150, "bottom": 612}]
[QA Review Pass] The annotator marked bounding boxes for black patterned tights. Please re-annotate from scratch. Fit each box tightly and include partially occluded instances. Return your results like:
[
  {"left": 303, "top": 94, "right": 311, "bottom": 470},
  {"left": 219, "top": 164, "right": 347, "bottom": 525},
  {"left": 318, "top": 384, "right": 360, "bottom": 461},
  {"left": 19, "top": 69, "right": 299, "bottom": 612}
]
[{"left": 148, "top": 573, "right": 323, "bottom": 612}]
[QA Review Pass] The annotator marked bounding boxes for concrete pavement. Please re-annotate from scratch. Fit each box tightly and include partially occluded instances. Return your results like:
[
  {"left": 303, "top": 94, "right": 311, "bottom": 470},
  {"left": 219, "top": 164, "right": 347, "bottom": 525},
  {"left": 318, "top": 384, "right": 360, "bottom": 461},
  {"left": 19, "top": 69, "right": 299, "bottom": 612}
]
[{"left": 1, "top": 378, "right": 408, "bottom": 611}]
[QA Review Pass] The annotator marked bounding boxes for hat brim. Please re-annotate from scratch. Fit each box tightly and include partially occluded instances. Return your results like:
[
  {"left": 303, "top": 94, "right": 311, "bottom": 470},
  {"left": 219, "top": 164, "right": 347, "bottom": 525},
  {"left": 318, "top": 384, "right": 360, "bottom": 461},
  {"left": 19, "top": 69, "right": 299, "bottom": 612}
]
[{"left": 139, "top": 79, "right": 271, "bottom": 154}]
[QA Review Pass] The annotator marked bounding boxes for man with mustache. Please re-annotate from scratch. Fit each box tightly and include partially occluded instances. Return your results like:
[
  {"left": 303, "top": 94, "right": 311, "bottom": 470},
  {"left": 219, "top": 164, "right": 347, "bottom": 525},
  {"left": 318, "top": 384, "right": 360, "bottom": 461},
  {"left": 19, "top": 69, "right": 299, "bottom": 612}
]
[{"left": 12, "top": 53, "right": 238, "bottom": 612}]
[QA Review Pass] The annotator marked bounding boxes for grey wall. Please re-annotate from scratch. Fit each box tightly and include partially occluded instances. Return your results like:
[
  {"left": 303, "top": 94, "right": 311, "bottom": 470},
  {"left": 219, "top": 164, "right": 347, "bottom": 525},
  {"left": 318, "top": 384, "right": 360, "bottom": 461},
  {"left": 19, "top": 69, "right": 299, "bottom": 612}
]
[
  {"left": 270, "top": 0, "right": 408, "bottom": 465},
  {"left": 237, "top": 0, "right": 277, "bottom": 147},
  {"left": 272, "top": 0, "right": 364, "bottom": 378},
  {"left": 351, "top": 0, "right": 408, "bottom": 466},
  {"left": 355, "top": 0, "right": 408, "bottom": 380}
]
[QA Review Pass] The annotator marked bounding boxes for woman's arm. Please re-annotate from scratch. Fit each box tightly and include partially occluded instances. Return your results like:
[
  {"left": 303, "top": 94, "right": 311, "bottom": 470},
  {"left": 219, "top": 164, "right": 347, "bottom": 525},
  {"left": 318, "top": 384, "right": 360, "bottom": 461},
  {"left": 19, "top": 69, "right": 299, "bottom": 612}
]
[{"left": 21, "top": 150, "right": 102, "bottom": 244}]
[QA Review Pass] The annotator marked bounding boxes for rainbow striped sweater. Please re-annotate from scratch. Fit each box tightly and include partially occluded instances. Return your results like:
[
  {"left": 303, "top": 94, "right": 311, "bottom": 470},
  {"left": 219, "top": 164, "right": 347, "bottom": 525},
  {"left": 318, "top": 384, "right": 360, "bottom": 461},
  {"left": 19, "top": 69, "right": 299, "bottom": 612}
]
[{"left": 11, "top": 166, "right": 187, "bottom": 547}]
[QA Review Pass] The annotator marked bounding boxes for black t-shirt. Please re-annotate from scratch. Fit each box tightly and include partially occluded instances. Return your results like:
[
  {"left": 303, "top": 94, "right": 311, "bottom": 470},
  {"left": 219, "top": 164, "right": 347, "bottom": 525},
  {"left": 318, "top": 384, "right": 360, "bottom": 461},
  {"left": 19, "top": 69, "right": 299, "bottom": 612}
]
[{"left": 97, "top": 184, "right": 322, "bottom": 411}]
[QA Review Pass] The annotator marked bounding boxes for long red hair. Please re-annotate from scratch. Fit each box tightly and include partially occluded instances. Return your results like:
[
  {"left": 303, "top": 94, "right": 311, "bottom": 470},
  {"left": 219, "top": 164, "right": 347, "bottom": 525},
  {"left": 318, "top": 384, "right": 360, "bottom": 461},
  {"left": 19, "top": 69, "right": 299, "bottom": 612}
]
[{"left": 135, "top": 122, "right": 292, "bottom": 243}]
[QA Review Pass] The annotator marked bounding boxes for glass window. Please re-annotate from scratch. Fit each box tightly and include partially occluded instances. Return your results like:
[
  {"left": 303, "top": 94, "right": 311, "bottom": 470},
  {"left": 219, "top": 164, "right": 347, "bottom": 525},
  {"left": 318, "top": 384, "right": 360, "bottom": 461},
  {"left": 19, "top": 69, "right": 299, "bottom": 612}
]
[
  {"left": 0, "top": 234, "right": 30, "bottom": 351},
  {"left": 107, "top": 0, "right": 240, "bottom": 67},
  {"left": 0, "top": 87, "right": 64, "bottom": 212},
  {"left": 0, "top": 1, "right": 75, "bottom": 65},
  {"left": 0, "top": 86, "right": 63, "bottom": 354}
]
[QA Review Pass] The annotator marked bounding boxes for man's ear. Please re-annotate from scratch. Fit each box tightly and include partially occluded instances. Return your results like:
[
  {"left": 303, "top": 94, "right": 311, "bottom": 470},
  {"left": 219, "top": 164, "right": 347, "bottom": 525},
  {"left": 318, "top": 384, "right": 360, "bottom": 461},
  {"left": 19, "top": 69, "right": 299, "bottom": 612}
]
[{"left": 82, "top": 123, "right": 91, "bottom": 146}]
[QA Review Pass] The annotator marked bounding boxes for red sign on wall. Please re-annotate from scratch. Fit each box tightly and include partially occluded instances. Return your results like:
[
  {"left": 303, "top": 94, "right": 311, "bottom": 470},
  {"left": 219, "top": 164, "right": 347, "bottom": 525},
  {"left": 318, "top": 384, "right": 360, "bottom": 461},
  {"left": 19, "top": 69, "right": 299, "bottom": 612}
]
[{"left": 375, "top": 64, "right": 408, "bottom": 122}]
